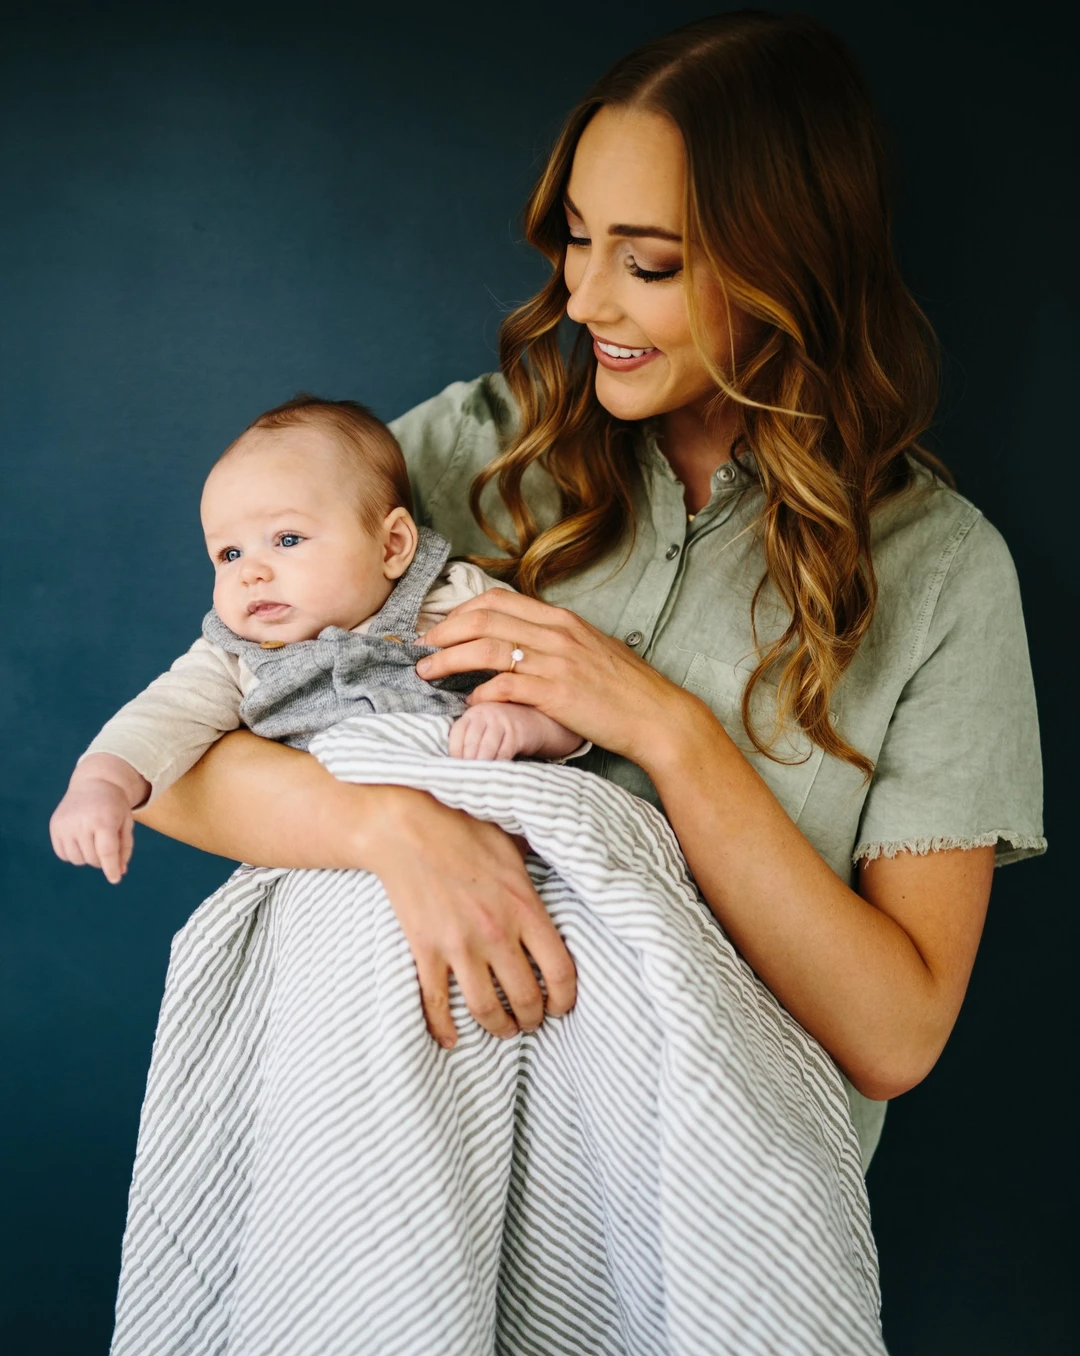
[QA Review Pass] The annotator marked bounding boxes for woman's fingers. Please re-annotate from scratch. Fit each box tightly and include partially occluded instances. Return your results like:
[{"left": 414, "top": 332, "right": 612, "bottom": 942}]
[
  {"left": 420, "top": 599, "right": 577, "bottom": 668},
  {"left": 415, "top": 953, "right": 458, "bottom": 1049},
  {"left": 521, "top": 912, "right": 579, "bottom": 1017},
  {"left": 489, "top": 946, "right": 547, "bottom": 1032},
  {"left": 435, "top": 588, "right": 574, "bottom": 631},
  {"left": 454, "top": 956, "right": 520, "bottom": 1040},
  {"left": 420, "top": 634, "right": 557, "bottom": 683}
]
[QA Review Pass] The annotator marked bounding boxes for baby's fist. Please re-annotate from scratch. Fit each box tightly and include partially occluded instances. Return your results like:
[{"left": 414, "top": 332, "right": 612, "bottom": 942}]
[
  {"left": 448, "top": 703, "right": 583, "bottom": 762},
  {"left": 50, "top": 761, "right": 145, "bottom": 885}
]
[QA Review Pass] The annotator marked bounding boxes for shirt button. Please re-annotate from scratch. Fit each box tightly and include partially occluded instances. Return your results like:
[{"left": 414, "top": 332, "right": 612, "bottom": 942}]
[
  {"left": 664, "top": 543, "right": 680, "bottom": 560},
  {"left": 716, "top": 462, "right": 737, "bottom": 484},
  {"left": 624, "top": 630, "right": 644, "bottom": 647}
]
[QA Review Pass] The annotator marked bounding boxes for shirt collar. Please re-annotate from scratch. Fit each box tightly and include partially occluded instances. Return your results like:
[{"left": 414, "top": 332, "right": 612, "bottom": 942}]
[{"left": 635, "top": 419, "right": 760, "bottom": 488}]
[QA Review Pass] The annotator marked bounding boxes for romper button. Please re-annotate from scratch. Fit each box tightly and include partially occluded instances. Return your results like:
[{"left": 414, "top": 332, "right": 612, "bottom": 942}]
[
  {"left": 624, "top": 630, "right": 644, "bottom": 647},
  {"left": 665, "top": 544, "right": 680, "bottom": 560},
  {"left": 259, "top": 639, "right": 286, "bottom": 649},
  {"left": 717, "top": 462, "right": 737, "bottom": 484},
  {"left": 384, "top": 635, "right": 403, "bottom": 643}
]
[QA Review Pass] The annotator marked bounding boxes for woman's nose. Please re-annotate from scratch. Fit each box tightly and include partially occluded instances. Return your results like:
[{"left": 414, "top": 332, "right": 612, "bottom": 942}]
[{"left": 565, "top": 256, "right": 622, "bottom": 329}]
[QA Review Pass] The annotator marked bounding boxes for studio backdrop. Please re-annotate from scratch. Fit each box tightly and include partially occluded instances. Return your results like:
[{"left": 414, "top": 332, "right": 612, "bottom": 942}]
[{"left": 1, "top": 2, "right": 1074, "bottom": 1353}]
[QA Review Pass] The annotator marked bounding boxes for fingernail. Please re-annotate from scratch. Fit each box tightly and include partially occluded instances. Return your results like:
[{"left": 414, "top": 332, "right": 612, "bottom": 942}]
[
  {"left": 416, "top": 658, "right": 431, "bottom": 674},
  {"left": 440, "top": 1037, "right": 456, "bottom": 1049}
]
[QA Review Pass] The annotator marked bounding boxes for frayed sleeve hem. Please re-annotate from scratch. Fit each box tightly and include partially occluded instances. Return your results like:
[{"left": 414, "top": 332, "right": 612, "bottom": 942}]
[{"left": 852, "top": 831, "right": 1048, "bottom": 869}]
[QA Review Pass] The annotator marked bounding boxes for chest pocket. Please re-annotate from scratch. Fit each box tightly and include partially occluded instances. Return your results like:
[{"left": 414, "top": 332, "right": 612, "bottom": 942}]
[{"left": 681, "top": 652, "right": 825, "bottom": 826}]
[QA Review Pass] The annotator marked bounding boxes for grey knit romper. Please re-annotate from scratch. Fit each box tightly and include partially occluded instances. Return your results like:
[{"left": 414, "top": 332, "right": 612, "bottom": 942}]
[{"left": 201, "top": 527, "right": 488, "bottom": 750}]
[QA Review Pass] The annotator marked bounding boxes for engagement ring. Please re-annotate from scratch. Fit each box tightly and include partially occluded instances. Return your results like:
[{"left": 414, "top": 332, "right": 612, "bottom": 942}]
[{"left": 508, "top": 646, "right": 525, "bottom": 673}]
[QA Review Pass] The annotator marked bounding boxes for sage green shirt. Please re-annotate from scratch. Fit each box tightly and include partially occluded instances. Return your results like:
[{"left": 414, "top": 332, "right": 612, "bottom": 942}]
[{"left": 390, "top": 372, "right": 1046, "bottom": 1169}]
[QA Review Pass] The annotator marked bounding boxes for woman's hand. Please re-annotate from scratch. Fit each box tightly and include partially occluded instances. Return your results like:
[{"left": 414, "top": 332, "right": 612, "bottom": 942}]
[
  {"left": 418, "top": 590, "right": 693, "bottom": 764},
  {"left": 132, "top": 732, "right": 577, "bottom": 1048},
  {"left": 363, "top": 789, "right": 578, "bottom": 1048}
]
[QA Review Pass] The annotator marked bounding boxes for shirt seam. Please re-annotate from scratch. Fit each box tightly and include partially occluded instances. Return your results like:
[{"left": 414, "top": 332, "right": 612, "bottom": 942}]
[{"left": 903, "top": 504, "right": 983, "bottom": 681}]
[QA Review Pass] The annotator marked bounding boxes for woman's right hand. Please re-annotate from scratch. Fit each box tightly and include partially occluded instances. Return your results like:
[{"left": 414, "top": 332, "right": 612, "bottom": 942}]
[{"left": 363, "top": 789, "right": 577, "bottom": 1047}]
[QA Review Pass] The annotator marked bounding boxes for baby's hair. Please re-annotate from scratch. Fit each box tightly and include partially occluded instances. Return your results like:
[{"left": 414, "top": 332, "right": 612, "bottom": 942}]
[{"left": 223, "top": 394, "right": 414, "bottom": 534}]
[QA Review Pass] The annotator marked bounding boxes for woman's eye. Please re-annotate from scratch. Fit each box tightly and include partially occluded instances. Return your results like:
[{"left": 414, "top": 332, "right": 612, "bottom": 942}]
[
  {"left": 628, "top": 261, "right": 681, "bottom": 283},
  {"left": 278, "top": 533, "right": 304, "bottom": 548},
  {"left": 220, "top": 548, "right": 242, "bottom": 564},
  {"left": 566, "top": 234, "right": 591, "bottom": 248}
]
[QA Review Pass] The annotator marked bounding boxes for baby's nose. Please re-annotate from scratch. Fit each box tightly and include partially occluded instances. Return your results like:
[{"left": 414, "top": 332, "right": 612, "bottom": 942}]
[{"left": 241, "top": 556, "right": 274, "bottom": 583}]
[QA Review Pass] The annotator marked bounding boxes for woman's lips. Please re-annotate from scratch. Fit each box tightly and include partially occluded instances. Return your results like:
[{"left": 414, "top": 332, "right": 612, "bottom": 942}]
[{"left": 592, "top": 337, "right": 661, "bottom": 372}]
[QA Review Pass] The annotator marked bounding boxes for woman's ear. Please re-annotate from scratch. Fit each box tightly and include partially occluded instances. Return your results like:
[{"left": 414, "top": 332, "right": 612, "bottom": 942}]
[{"left": 381, "top": 507, "right": 419, "bottom": 580}]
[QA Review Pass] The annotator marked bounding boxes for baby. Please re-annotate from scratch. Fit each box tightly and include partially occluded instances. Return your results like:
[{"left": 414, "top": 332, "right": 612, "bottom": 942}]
[{"left": 50, "top": 395, "right": 585, "bottom": 884}]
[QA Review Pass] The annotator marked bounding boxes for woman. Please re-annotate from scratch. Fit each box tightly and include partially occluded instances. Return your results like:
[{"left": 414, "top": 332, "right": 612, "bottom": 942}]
[{"left": 137, "top": 0, "right": 1042, "bottom": 1310}]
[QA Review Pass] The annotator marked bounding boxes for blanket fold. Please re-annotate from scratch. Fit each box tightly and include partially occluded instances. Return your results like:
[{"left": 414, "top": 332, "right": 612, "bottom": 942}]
[{"left": 111, "top": 713, "right": 885, "bottom": 1355}]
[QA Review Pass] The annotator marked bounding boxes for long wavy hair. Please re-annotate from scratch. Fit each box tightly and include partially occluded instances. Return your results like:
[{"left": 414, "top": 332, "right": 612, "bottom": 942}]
[{"left": 467, "top": 9, "right": 950, "bottom": 777}]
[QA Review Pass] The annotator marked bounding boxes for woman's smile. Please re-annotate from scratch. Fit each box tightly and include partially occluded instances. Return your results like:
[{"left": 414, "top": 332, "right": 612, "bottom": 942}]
[{"left": 591, "top": 332, "right": 661, "bottom": 371}]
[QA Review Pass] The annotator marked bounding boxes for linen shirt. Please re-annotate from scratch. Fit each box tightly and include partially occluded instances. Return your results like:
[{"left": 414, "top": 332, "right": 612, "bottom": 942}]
[{"left": 390, "top": 372, "right": 1046, "bottom": 1168}]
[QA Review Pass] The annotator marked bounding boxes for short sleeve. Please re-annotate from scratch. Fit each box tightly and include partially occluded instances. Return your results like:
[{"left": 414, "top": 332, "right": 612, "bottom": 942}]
[
  {"left": 389, "top": 374, "right": 513, "bottom": 528},
  {"left": 852, "top": 514, "right": 1046, "bottom": 869}
]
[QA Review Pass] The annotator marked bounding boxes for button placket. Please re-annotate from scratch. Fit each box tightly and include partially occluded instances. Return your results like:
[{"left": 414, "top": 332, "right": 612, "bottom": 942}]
[{"left": 610, "top": 465, "right": 688, "bottom": 658}]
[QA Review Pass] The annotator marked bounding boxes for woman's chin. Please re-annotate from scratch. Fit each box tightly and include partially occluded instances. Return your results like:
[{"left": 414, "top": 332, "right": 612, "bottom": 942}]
[{"left": 593, "top": 366, "right": 667, "bottom": 423}]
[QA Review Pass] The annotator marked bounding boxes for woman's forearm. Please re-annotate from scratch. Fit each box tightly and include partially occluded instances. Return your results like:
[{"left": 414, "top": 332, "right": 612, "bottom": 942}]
[
  {"left": 134, "top": 729, "right": 419, "bottom": 869},
  {"left": 640, "top": 695, "right": 990, "bottom": 1101}
]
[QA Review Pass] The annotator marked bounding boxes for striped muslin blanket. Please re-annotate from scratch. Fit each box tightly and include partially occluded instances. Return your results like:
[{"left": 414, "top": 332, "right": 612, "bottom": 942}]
[{"left": 111, "top": 713, "right": 886, "bottom": 1355}]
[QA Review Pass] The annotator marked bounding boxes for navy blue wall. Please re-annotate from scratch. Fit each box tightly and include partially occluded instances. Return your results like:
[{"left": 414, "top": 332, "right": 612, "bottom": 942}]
[{"left": 2, "top": 3, "right": 1075, "bottom": 1351}]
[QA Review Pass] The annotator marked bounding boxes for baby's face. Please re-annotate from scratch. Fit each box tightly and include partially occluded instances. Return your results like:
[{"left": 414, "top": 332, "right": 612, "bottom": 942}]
[{"left": 201, "top": 427, "right": 406, "bottom": 643}]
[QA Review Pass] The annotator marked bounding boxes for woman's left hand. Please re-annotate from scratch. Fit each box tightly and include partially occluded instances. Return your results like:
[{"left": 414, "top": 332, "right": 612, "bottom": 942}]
[{"left": 417, "top": 589, "right": 696, "bottom": 765}]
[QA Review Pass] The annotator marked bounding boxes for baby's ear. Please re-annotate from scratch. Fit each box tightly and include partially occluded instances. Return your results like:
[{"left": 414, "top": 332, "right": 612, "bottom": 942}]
[{"left": 382, "top": 507, "right": 419, "bottom": 579}]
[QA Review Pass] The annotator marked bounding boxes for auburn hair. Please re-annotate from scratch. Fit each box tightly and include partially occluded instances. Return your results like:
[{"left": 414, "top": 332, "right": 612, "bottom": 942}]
[{"left": 467, "top": 9, "right": 950, "bottom": 777}]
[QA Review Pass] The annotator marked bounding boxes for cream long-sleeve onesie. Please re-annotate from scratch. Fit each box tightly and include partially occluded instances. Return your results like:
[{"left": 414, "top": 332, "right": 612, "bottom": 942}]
[{"left": 81, "top": 560, "right": 534, "bottom": 805}]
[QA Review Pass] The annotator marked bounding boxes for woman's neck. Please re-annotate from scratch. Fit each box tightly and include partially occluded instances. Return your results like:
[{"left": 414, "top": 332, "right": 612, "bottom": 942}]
[{"left": 657, "top": 400, "right": 742, "bottom": 516}]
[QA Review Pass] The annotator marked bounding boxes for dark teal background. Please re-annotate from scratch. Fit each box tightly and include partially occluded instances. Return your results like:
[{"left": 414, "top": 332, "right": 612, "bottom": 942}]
[{"left": 2, "top": 2, "right": 1075, "bottom": 1351}]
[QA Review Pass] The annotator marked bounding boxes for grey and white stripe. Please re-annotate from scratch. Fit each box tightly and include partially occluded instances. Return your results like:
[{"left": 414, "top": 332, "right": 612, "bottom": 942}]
[{"left": 111, "top": 713, "right": 885, "bottom": 1355}]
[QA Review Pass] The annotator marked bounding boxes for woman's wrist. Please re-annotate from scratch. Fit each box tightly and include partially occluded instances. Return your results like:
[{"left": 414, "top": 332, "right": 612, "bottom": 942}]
[
  {"left": 632, "top": 686, "right": 735, "bottom": 788},
  {"left": 351, "top": 784, "right": 442, "bottom": 872}
]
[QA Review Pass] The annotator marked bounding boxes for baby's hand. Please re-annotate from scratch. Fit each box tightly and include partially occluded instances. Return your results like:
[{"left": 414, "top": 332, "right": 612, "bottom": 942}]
[
  {"left": 448, "top": 702, "right": 584, "bottom": 762},
  {"left": 49, "top": 754, "right": 150, "bottom": 885}
]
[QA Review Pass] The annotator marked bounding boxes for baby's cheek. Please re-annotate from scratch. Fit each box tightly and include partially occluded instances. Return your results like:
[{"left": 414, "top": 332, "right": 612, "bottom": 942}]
[{"left": 212, "top": 578, "right": 242, "bottom": 631}]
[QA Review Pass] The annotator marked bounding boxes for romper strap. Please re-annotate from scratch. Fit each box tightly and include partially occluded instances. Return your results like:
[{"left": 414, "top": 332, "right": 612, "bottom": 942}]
[{"left": 365, "top": 527, "right": 452, "bottom": 640}]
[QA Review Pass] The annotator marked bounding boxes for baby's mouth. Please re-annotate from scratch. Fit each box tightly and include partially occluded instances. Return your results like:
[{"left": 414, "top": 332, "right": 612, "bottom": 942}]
[{"left": 247, "top": 601, "right": 290, "bottom": 618}]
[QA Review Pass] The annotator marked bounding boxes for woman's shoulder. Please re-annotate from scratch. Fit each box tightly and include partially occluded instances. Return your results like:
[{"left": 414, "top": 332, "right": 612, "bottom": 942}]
[
  {"left": 389, "top": 372, "right": 513, "bottom": 465},
  {"left": 870, "top": 458, "right": 1023, "bottom": 676},
  {"left": 873, "top": 458, "right": 1017, "bottom": 580}
]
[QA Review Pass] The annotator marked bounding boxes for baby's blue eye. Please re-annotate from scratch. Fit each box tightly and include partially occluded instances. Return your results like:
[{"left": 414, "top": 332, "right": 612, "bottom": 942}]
[
  {"left": 279, "top": 533, "right": 304, "bottom": 548},
  {"left": 220, "top": 548, "right": 242, "bottom": 564}
]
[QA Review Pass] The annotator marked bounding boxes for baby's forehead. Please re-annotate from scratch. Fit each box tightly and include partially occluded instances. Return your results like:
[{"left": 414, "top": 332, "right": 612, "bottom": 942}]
[
  {"left": 207, "top": 427, "right": 350, "bottom": 493},
  {"left": 226, "top": 422, "right": 342, "bottom": 463},
  {"left": 201, "top": 434, "right": 359, "bottom": 529}
]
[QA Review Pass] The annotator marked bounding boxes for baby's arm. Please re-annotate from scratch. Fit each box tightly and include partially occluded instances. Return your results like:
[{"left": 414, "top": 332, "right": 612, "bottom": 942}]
[
  {"left": 448, "top": 703, "right": 587, "bottom": 763},
  {"left": 50, "top": 639, "right": 244, "bottom": 882},
  {"left": 50, "top": 754, "right": 151, "bottom": 884}
]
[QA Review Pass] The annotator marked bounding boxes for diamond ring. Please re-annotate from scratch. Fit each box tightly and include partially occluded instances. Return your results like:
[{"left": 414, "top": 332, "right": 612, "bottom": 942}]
[{"left": 508, "top": 646, "right": 525, "bottom": 673}]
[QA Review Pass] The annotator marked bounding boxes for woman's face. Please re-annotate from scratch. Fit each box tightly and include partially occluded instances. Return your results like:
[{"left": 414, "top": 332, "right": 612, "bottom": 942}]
[{"left": 563, "top": 105, "right": 748, "bottom": 425}]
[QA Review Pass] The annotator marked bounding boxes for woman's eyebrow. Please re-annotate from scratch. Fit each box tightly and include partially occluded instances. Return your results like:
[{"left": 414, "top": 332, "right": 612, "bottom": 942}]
[{"left": 563, "top": 193, "right": 682, "bottom": 244}]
